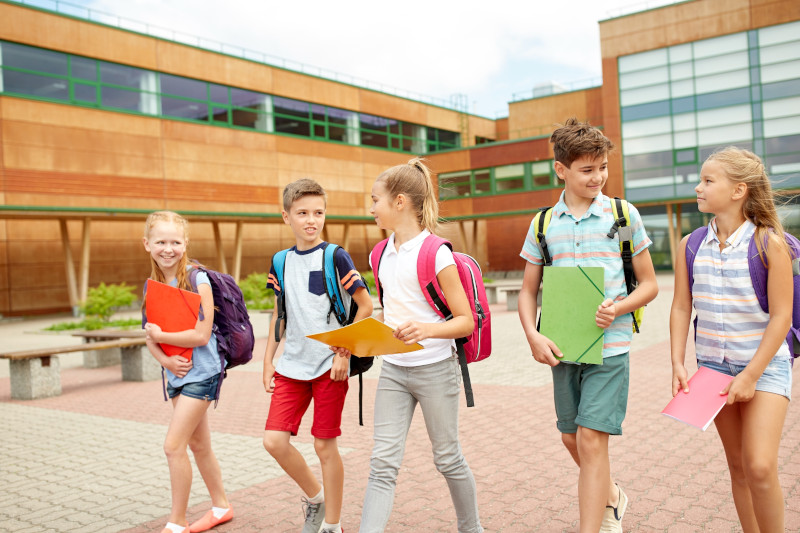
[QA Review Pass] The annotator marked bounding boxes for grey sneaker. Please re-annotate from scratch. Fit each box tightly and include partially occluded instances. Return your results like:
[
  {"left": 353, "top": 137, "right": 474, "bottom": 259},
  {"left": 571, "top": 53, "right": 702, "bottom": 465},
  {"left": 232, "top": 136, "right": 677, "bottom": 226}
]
[
  {"left": 320, "top": 528, "right": 342, "bottom": 533},
  {"left": 301, "top": 497, "right": 325, "bottom": 533},
  {"left": 600, "top": 483, "right": 628, "bottom": 532}
]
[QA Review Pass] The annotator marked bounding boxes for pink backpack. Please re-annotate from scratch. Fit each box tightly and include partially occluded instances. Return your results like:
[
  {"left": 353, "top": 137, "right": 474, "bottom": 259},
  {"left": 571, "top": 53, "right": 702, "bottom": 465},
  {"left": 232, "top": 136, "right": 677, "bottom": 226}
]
[{"left": 370, "top": 234, "right": 492, "bottom": 407}]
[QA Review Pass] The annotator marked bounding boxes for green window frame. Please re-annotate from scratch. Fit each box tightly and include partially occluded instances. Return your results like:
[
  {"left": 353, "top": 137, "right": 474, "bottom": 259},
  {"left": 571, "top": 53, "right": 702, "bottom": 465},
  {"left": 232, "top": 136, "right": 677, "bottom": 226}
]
[{"left": 437, "top": 160, "right": 556, "bottom": 200}]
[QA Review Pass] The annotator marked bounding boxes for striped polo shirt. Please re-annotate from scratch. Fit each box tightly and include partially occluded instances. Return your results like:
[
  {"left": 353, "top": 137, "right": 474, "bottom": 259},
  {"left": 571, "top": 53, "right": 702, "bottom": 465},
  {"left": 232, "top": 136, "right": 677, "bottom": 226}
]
[
  {"left": 692, "top": 219, "right": 790, "bottom": 365},
  {"left": 520, "top": 191, "right": 652, "bottom": 358}
]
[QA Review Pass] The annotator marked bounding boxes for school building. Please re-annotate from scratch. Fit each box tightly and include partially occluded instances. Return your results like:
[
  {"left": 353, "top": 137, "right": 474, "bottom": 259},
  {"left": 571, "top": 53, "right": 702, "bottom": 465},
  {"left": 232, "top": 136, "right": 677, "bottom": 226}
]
[{"left": 0, "top": 0, "right": 798, "bottom": 315}]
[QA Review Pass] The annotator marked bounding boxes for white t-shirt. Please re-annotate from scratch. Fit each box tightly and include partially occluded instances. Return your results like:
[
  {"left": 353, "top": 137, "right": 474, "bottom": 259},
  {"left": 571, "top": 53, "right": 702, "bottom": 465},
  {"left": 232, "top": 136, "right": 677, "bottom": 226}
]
[{"left": 371, "top": 230, "right": 456, "bottom": 366}]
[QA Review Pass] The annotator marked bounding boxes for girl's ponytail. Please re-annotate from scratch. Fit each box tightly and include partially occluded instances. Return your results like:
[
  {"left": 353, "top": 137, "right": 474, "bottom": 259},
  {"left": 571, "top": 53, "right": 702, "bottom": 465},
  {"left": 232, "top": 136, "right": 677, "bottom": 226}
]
[{"left": 378, "top": 157, "right": 439, "bottom": 233}]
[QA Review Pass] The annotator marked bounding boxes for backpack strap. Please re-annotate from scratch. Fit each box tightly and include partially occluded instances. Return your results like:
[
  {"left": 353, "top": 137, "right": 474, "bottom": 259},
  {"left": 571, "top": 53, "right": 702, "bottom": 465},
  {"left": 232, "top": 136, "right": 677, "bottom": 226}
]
[
  {"left": 322, "top": 243, "right": 351, "bottom": 326},
  {"left": 608, "top": 198, "right": 639, "bottom": 333},
  {"left": 416, "top": 234, "right": 475, "bottom": 408},
  {"left": 685, "top": 226, "right": 708, "bottom": 292},
  {"left": 272, "top": 249, "right": 289, "bottom": 342},
  {"left": 532, "top": 207, "right": 554, "bottom": 266},
  {"left": 417, "top": 234, "right": 454, "bottom": 321},
  {"left": 369, "top": 238, "right": 390, "bottom": 308}
]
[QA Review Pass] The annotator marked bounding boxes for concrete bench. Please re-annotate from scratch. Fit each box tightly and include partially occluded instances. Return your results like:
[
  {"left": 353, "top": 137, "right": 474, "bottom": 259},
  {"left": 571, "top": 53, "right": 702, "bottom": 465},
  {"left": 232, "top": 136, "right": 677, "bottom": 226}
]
[
  {"left": 0, "top": 337, "right": 150, "bottom": 400},
  {"left": 498, "top": 287, "right": 522, "bottom": 311}
]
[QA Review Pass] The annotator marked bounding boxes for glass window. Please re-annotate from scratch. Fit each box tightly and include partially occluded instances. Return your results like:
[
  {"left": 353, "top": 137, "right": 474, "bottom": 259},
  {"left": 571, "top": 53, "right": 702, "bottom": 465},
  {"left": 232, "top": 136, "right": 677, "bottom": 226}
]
[
  {"left": 231, "top": 108, "right": 261, "bottom": 129},
  {"left": 760, "top": 41, "right": 800, "bottom": 66},
  {"left": 693, "top": 33, "right": 747, "bottom": 59},
  {"left": 697, "top": 123, "right": 752, "bottom": 145},
  {"left": 161, "top": 96, "right": 208, "bottom": 120},
  {"left": 622, "top": 116, "right": 672, "bottom": 138},
  {"left": 760, "top": 59, "right": 800, "bottom": 84},
  {"left": 668, "top": 43, "right": 692, "bottom": 63},
  {"left": 694, "top": 70, "right": 749, "bottom": 94},
  {"left": 100, "top": 62, "right": 148, "bottom": 89},
  {"left": 101, "top": 86, "right": 142, "bottom": 111},
  {"left": 675, "top": 148, "right": 697, "bottom": 164},
  {"left": 160, "top": 73, "right": 207, "bottom": 99},
  {"left": 696, "top": 104, "right": 751, "bottom": 128},
  {"left": 674, "top": 130, "right": 698, "bottom": 149},
  {"left": 474, "top": 170, "right": 491, "bottom": 194},
  {"left": 696, "top": 87, "right": 749, "bottom": 110},
  {"left": 624, "top": 168, "right": 675, "bottom": 188},
  {"left": 2, "top": 70, "right": 68, "bottom": 99},
  {"left": 758, "top": 20, "right": 800, "bottom": 47},
  {"left": 763, "top": 96, "right": 800, "bottom": 119},
  {"left": 618, "top": 48, "right": 668, "bottom": 73},
  {"left": 619, "top": 66, "right": 668, "bottom": 90},
  {"left": 495, "top": 164, "right": 525, "bottom": 192},
  {"left": 694, "top": 51, "right": 748, "bottom": 76},
  {"left": 531, "top": 161, "right": 552, "bottom": 187},
  {"left": 762, "top": 79, "right": 800, "bottom": 100},
  {"left": 669, "top": 61, "right": 693, "bottom": 81},
  {"left": 620, "top": 84, "right": 670, "bottom": 107},
  {"left": 73, "top": 81, "right": 97, "bottom": 104},
  {"left": 764, "top": 117, "right": 800, "bottom": 137},
  {"left": 1, "top": 42, "right": 67, "bottom": 76},
  {"left": 620, "top": 101, "right": 670, "bottom": 121},
  {"left": 209, "top": 83, "right": 228, "bottom": 104},
  {"left": 623, "top": 133, "right": 672, "bottom": 155},
  {"left": 624, "top": 151, "right": 673, "bottom": 171},
  {"left": 230, "top": 88, "right": 265, "bottom": 107},
  {"left": 360, "top": 113, "right": 389, "bottom": 131},
  {"left": 71, "top": 56, "right": 97, "bottom": 81},
  {"left": 438, "top": 172, "right": 471, "bottom": 199},
  {"left": 765, "top": 134, "right": 800, "bottom": 155}
]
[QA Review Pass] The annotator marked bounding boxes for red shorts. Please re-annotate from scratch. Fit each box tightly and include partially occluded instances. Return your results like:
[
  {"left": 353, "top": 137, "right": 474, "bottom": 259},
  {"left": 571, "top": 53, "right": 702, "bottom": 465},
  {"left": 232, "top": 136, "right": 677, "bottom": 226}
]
[{"left": 265, "top": 370, "right": 348, "bottom": 439}]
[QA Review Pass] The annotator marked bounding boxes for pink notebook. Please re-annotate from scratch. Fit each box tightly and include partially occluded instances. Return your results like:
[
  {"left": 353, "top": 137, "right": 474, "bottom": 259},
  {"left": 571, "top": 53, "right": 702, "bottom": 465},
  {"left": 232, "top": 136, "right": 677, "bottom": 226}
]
[{"left": 661, "top": 367, "right": 734, "bottom": 431}]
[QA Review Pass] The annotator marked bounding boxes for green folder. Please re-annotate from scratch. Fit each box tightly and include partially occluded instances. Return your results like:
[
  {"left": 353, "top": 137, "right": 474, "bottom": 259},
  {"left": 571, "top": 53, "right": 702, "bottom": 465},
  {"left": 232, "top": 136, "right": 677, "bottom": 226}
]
[{"left": 539, "top": 266, "right": 605, "bottom": 365}]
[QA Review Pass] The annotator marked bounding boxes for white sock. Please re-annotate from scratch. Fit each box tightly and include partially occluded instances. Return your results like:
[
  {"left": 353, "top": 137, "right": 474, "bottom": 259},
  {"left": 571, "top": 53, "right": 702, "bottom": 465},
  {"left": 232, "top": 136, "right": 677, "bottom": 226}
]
[
  {"left": 164, "top": 523, "right": 185, "bottom": 533},
  {"left": 212, "top": 506, "right": 229, "bottom": 519},
  {"left": 321, "top": 521, "right": 341, "bottom": 532},
  {"left": 308, "top": 488, "right": 324, "bottom": 504}
]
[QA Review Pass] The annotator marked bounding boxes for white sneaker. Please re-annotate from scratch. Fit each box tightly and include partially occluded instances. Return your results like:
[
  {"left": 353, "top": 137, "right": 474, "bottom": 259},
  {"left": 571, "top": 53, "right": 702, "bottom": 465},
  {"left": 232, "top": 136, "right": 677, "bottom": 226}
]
[{"left": 599, "top": 483, "right": 628, "bottom": 532}]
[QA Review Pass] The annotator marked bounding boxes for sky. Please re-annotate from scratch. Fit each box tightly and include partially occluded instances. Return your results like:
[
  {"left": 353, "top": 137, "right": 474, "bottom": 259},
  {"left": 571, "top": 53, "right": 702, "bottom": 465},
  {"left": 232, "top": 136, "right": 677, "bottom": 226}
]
[{"left": 61, "top": 0, "right": 682, "bottom": 118}]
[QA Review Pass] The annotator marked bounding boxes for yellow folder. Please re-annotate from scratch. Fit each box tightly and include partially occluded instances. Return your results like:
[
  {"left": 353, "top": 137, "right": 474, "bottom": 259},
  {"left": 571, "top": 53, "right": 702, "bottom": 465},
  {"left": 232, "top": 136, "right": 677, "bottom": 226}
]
[{"left": 306, "top": 317, "right": 423, "bottom": 357}]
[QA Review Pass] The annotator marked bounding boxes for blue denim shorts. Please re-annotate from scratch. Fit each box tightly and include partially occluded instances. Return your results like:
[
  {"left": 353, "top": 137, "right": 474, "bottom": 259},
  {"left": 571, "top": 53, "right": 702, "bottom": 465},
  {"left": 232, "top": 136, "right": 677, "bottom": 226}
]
[
  {"left": 697, "top": 357, "right": 792, "bottom": 401},
  {"left": 167, "top": 373, "right": 220, "bottom": 401}
]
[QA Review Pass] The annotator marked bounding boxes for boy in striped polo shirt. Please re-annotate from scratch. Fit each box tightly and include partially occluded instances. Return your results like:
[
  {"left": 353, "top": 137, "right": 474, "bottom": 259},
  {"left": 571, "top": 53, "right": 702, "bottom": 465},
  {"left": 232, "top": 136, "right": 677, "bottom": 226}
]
[{"left": 517, "top": 118, "right": 658, "bottom": 533}]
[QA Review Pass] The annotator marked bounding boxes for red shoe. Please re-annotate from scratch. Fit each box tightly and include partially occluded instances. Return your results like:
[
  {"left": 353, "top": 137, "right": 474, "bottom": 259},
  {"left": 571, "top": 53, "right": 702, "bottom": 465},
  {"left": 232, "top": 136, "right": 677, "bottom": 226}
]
[{"left": 188, "top": 507, "right": 233, "bottom": 532}]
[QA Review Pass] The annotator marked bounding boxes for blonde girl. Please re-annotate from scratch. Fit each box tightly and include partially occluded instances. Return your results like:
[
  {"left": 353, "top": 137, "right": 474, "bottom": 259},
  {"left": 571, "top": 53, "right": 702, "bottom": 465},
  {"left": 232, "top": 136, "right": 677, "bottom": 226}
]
[
  {"left": 360, "top": 159, "right": 483, "bottom": 533},
  {"left": 670, "top": 148, "right": 793, "bottom": 532},
  {"left": 142, "top": 211, "right": 232, "bottom": 533}
]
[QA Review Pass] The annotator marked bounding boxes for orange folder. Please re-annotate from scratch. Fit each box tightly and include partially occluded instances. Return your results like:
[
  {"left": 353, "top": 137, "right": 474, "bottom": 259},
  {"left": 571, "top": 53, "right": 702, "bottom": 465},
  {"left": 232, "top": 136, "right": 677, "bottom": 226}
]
[
  {"left": 144, "top": 279, "right": 201, "bottom": 360},
  {"left": 306, "top": 317, "right": 423, "bottom": 357}
]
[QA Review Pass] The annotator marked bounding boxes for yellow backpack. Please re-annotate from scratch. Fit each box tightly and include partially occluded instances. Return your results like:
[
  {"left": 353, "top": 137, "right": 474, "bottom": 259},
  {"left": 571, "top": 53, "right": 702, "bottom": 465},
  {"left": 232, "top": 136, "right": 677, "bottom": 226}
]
[{"left": 531, "top": 197, "right": 644, "bottom": 333}]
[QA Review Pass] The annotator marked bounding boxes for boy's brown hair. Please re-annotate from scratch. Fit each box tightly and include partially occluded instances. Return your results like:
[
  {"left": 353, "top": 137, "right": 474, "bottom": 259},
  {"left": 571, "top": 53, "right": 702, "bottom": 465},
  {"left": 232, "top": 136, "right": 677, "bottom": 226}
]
[
  {"left": 282, "top": 178, "right": 327, "bottom": 211},
  {"left": 550, "top": 117, "right": 614, "bottom": 168}
]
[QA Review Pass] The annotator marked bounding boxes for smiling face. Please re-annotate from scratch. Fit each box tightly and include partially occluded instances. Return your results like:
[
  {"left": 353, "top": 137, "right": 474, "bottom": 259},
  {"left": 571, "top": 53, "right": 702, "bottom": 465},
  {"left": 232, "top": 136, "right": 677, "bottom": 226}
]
[
  {"left": 556, "top": 153, "right": 608, "bottom": 203},
  {"left": 143, "top": 220, "right": 187, "bottom": 277},
  {"left": 282, "top": 194, "right": 326, "bottom": 250},
  {"left": 696, "top": 159, "right": 738, "bottom": 215}
]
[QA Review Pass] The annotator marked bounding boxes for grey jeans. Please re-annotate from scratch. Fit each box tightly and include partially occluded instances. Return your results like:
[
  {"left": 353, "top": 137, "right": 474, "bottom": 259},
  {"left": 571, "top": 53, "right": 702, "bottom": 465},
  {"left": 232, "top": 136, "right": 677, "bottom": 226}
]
[{"left": 359, "top": 356, "right": 483, "bottom": 533}]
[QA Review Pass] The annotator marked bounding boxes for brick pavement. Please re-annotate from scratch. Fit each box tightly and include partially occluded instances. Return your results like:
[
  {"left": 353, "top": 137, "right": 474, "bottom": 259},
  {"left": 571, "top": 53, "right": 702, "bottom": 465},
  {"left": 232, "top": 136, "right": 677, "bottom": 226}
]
[{"left": 1, "top": 273, "right": 798, "bottom": 532}]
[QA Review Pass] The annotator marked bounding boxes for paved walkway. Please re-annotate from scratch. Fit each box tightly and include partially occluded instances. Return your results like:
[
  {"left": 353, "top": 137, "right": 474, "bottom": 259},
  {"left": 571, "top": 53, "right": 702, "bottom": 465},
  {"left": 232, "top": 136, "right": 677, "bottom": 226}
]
[{"left": 1, "top": 273, "right": 798, "bottom": 532}]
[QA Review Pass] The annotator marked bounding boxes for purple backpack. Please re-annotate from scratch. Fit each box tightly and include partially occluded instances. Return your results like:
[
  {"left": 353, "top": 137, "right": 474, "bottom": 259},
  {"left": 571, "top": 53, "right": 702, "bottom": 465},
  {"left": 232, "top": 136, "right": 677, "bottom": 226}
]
[
  {"left": 370, "top": 235, "right": 492, "bottom": 407},
  {"left": 685, "top": 227, "right": 800, "bottom": 362}
]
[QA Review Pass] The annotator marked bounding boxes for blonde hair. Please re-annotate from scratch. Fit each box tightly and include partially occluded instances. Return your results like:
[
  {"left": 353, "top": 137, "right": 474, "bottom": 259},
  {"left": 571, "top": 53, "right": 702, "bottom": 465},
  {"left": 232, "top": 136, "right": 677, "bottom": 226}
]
[
  {"left": 143, "top": 211, "right": 192, "bottom": 291},
  {"left": 282, "top": 178, "right": 327, "bottom": 212},
  {"left": 707, "top": 146, "right": 792, "bottom": 260},
  {"left": 377, "top": 157, "right": 439, "bottom": 232}
]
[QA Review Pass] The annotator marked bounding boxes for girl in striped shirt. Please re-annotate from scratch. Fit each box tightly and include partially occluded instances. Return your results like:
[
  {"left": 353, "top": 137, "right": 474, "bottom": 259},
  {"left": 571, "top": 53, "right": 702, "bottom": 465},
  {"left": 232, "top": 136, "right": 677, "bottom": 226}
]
[{"left": 670, "top": 147, "right": 793, "bottom": 533}]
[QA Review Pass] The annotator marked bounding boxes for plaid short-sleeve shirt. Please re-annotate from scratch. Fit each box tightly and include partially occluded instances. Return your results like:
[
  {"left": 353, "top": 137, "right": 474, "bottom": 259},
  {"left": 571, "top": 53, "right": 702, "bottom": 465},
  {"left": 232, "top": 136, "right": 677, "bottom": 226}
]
[{"left": 520, "top": 191, "right": 652, "bottom": 358}]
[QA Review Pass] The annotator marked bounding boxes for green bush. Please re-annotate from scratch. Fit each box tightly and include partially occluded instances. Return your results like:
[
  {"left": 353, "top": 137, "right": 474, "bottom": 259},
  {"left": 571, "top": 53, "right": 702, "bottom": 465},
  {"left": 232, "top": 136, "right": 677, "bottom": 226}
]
[
  {"left": 80, "top": 282, "right": 137, "bottom": 323},
  {"left": 361, "top": 270, "right": 376, "bottom": 295},
  {"left": 239, "top": 272, "right": 275, "bottom": 310}
]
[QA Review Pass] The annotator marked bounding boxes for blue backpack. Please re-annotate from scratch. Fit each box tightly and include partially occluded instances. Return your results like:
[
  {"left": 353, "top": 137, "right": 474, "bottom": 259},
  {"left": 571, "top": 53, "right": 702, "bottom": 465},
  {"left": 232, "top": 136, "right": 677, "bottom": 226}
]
[
  {"left": 685, "top": 226, "right": 800, "bottom": 362},
  {"left": 271, "top": 243, "right": 373, "bottom": 424}
]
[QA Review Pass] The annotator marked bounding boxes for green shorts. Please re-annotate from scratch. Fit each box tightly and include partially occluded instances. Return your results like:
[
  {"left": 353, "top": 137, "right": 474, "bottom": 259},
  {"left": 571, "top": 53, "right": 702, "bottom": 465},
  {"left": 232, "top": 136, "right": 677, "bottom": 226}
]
[{"left": 551, "top": 352, "right": 629, "bottom": 435}]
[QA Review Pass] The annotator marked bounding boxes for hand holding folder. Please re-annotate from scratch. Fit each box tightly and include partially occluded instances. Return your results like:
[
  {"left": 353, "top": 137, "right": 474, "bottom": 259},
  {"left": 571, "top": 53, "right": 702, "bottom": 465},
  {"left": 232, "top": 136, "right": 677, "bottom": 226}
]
[
  {"left": 144, "top": 279, "right": 201, "bottom": 360},
  {"left": 662, "top": 367, "right": 734, "bottom": 430},
  {"left": 539, "top": 266, "right": 605, "bottom": 365},
  {"left": 307, "top": 317, "right": 423, "bottom": 357}
]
